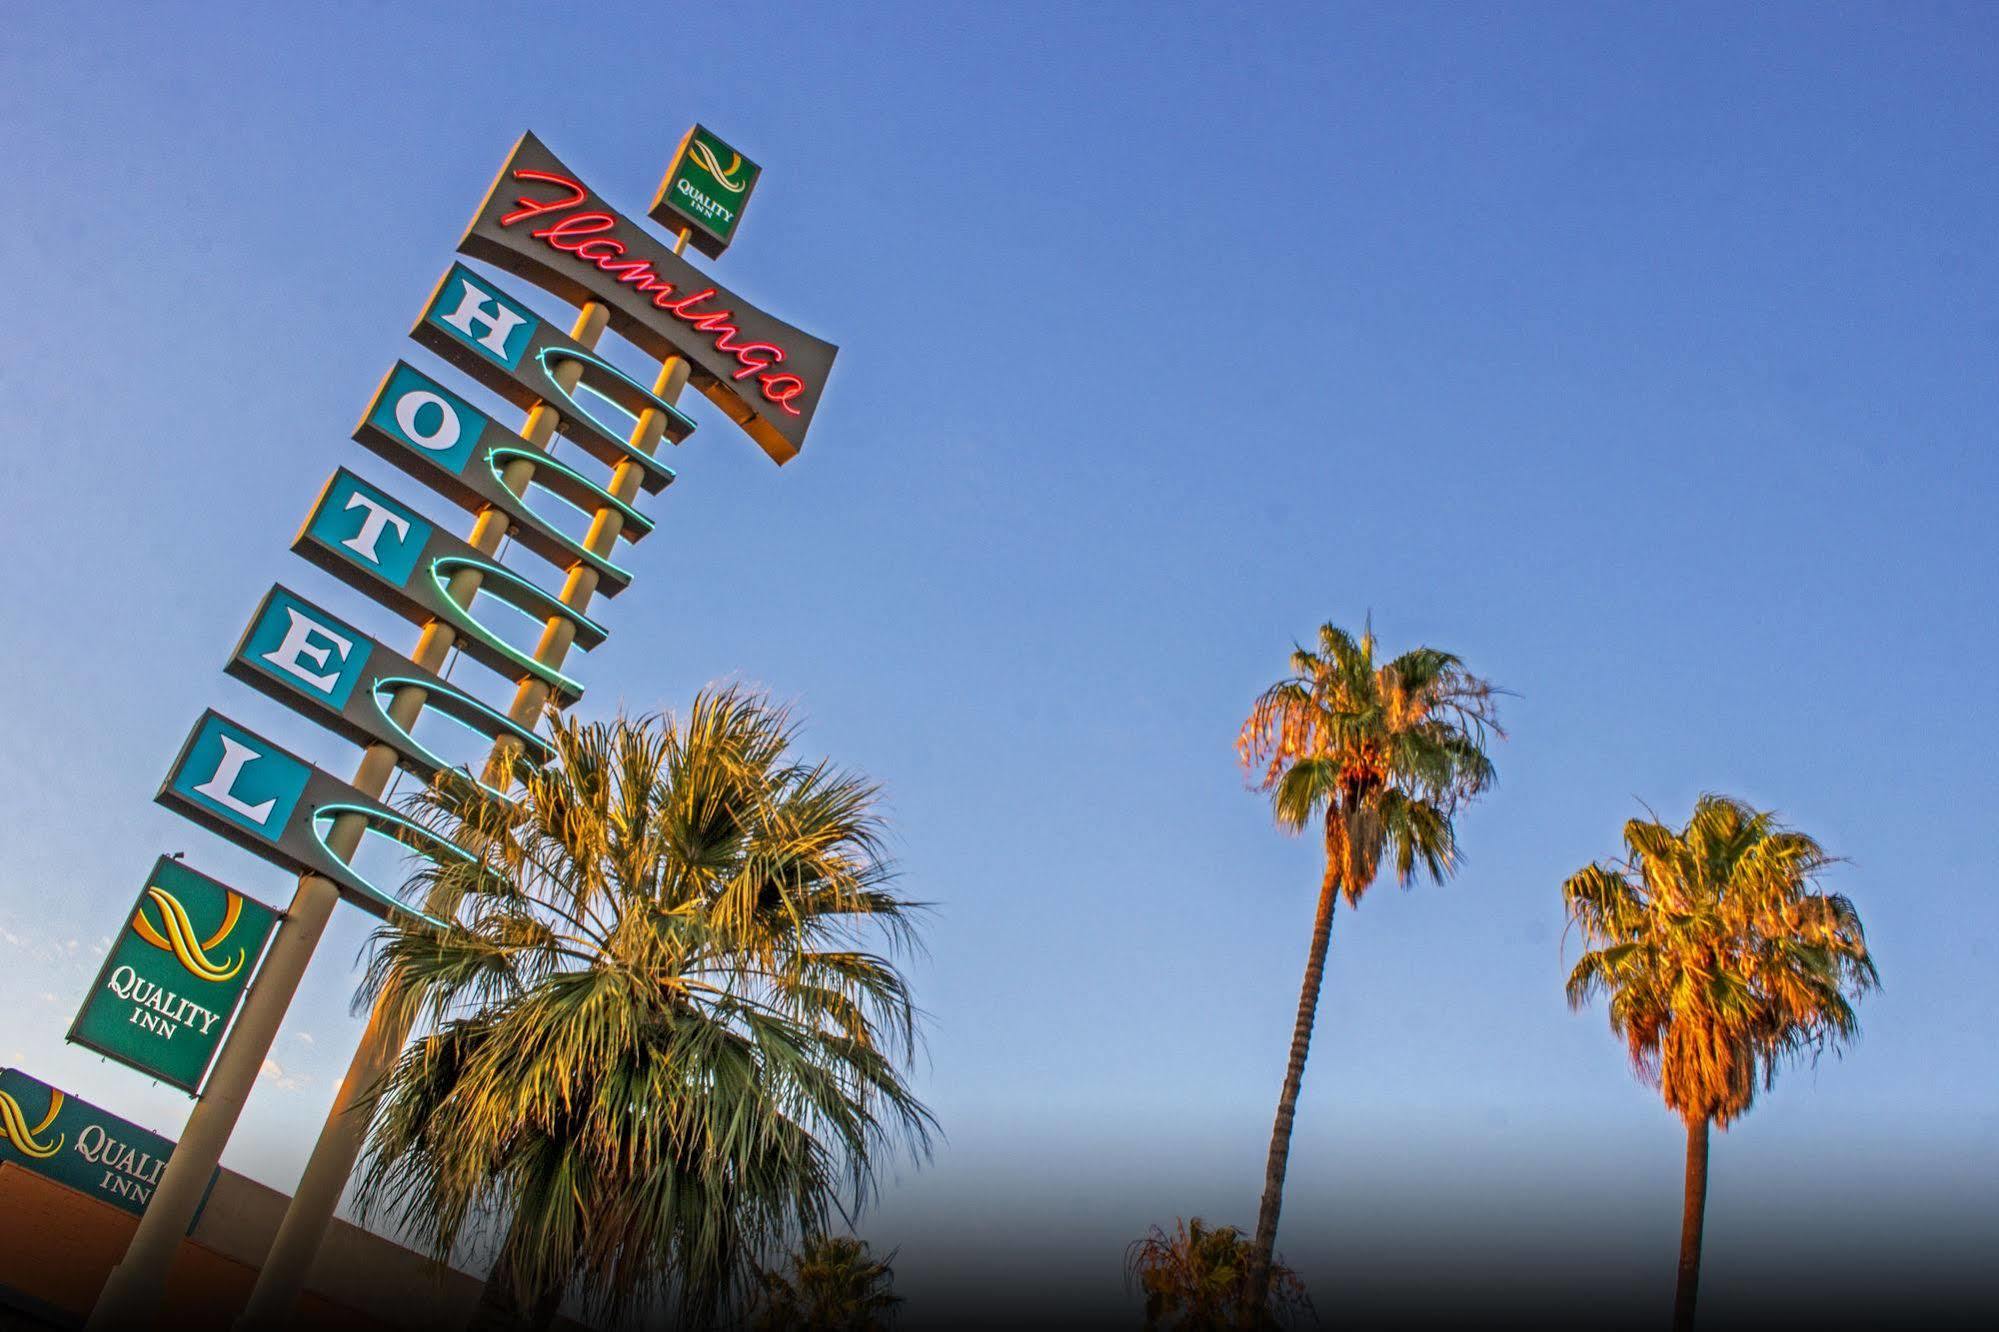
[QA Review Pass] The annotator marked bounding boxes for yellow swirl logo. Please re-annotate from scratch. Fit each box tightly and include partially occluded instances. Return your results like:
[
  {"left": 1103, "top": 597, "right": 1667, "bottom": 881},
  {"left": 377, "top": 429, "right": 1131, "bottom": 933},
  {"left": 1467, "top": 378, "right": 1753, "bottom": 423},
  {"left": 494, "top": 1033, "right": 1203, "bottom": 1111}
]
[
  {"left": 0, "top": 1087, "right": 64, "bottom": 1159},
  {"left": 688, "top": 140, "right": 750, "bottom": 194},
  {"left": 133, "top": 885, "right": 246, "bottom": 983}
]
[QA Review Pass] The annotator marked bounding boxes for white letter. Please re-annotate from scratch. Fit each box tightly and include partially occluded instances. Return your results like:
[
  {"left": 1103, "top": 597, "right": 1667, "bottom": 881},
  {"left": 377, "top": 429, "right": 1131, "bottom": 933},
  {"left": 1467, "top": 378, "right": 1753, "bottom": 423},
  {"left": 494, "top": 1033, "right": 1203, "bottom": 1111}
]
[
  {"left": 260, "top": 607, "right": 353, "bottom": 692},
  {"left": 108, "top": 965, "right": 137, "bottom": 999},
  {"left": 393, "top": 390, "right": 462, "bottom": 452},
  {"left": 76, "top": 1125, "right": 105, "bottom": 1163},
  {"left": 192, "top": 736, "right": 277, "bottom": 825},
  {"left": 441, "top": 277, "right": 526, "bottom": 356},
  {"left": 339, "top": 493, "right": 411, "bottom": 565}
]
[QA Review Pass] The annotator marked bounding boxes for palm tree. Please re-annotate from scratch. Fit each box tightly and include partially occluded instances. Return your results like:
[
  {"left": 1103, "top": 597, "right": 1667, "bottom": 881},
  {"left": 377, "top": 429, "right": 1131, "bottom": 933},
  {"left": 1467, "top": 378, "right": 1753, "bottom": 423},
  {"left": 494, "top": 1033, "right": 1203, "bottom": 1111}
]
[
  {"left": 352, "top": 689, "right": 934, "bottom": 1329},
  {"left": 1234, "top": 621, "right": 1501, "bottom": 1307},
  {"left": 748, "top": 1234, "right": 902, "bottom": 1331},
  {"left": 1563, "top": 794, "right": 1876, "bottom": 1331},
  {"left": 1125, "top": 1218, "right": 1308, "bottom": 1330}
]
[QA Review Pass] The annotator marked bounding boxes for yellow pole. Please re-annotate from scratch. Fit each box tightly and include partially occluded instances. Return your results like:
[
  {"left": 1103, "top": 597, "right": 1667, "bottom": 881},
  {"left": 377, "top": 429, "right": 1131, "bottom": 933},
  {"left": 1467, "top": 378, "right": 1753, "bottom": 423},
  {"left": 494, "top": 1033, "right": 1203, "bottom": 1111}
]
[
  {"left": 234, "top": 331, "right": 687, "bottom": 1324},
  {"left": 91, "top": 301, "right": 608, "bottom": 1331}
]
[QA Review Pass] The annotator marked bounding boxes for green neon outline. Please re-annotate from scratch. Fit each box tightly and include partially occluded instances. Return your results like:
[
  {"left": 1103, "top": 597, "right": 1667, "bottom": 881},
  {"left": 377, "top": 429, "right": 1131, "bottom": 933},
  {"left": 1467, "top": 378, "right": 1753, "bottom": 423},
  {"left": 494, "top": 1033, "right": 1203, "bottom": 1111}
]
[
  {"left": 308, "top": 804, "right": 463, "bottom": 930},
  {"left": 479, "top": 449, "right": 636, "bottom": 581},
  {"left": 532, "top": 348, "right": 690, "bottom": 488},
  {"left": 369, "top": 675, "right": 555, "bottom": 800},
  {"left": 425, "top": 557, "right": 600, "bottom": 699},
  {"left": 488, "top": 445, "right": 659, "bottom": 535},
  {"left": 538, "top": 347, "right": 697, "bottom": 435}
]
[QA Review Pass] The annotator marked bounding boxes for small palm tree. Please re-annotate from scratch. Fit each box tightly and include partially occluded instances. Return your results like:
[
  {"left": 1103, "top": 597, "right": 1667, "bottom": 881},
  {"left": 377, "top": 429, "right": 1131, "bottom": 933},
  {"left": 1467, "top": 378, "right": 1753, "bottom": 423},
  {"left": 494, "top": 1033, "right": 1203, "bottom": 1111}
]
[
  {"left": 1563, "top": 794, "right": 1876, "bottom": 1331},
  {"left": 749, "top": 1234, "right": 902, "bottom": 1331},
  {"left": 1126, "top": 1218, "right": 1308, "bottom": 1330},
  {"left": 1235, "top": 621, "right": 1501, "bottom": 1303},
  {"left": 353, "top": 689, "right": 934, "bottom": 1329}
]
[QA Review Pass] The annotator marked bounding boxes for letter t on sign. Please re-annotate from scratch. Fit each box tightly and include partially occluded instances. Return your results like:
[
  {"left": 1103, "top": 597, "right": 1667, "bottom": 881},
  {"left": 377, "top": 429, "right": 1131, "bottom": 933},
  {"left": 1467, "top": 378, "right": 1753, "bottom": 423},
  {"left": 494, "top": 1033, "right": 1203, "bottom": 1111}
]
[{"left": 339, "top": 493, "right": 411, "bottom": 564}]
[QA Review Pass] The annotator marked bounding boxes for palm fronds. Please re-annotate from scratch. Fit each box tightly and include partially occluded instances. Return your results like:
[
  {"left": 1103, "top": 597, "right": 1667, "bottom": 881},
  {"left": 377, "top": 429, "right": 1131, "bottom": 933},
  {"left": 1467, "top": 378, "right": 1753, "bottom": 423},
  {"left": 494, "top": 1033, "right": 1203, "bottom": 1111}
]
[
  {"left": 1562, "top": 793, "right": 1877, "bottom": 1126},
  {"left": 352, "top": 688, "right": 933, "bottom": 1327}
]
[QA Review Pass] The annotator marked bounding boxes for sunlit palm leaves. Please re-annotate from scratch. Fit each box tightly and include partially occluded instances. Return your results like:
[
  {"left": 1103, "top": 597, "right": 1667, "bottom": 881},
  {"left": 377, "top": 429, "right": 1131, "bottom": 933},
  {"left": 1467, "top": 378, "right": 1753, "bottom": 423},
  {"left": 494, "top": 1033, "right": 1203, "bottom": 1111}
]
[
  {"left": 1563, "top": 793, "right": 1877, "bottom": 1127},
  {"left": 1237, "top": 623, "right": 1502, "bottom": 904},
  {"left": 352, "top": 688, "right": 933, "bottom": 1327}
]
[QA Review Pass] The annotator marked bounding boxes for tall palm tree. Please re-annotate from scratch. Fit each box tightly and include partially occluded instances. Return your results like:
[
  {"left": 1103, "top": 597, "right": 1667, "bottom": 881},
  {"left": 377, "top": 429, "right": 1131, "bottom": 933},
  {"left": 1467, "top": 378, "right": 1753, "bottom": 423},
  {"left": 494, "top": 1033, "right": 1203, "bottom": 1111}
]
[
  {"left": 1234, "top": 621, "right": 1501, "bottom": 1307},
  {"left": 352, "top": 689, "right": 934, "bottom": 1330},
  {"left": 748, "top": 1234, "right": 902, "bottom": 1331},
  {"left": 1563, "top": 794, "right": 1876, "bottom": 1331},
  {"left": 1125, "top": 1218, "right": 1308, "bottom": 1330}
]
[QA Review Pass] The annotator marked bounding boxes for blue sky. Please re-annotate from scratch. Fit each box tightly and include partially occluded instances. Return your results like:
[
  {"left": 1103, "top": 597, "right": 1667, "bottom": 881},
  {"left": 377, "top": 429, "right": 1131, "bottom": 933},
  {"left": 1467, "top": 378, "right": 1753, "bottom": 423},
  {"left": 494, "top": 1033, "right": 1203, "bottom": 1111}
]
[{"left": 2, "top": 1, "right": 1995, "bottom": 1321}]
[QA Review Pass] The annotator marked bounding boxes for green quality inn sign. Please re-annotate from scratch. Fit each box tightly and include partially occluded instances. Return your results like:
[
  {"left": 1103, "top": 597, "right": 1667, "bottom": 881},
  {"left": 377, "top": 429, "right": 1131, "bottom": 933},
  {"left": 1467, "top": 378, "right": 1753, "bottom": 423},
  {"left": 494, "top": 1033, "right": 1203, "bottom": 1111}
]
[
  {"left": 0, "top": 1069, "right": 211, "bottom": 1218},
  {"left": 650, "top": 124, "right": 761, "bottom": 257},
  {"left": 70, "top": 859, "right": 278, "bottom": 1093}
]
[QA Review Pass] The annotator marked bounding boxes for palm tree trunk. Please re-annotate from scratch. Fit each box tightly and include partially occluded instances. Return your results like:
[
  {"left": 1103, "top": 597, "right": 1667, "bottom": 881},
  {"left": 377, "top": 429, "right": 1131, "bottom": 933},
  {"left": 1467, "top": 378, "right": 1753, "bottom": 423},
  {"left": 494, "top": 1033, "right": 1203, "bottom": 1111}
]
[
  {"left": 1243, "top": 857, "right": 1340, "bottom": 1324},
  {"left": 1674, "top": 1117, "right": 1711, "bottom": 1332}
]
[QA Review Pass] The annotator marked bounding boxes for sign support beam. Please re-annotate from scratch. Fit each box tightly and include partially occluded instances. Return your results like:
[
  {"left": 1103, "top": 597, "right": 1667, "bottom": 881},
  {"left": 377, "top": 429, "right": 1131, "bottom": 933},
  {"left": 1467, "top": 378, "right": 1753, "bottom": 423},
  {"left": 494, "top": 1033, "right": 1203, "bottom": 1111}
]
[
  {"left": 88, "top": 301, "right": 611, "bottom": 1332},
  {"left": 238, "top": 345, "right": 690, "bottom": 1331},
  {"left": 233, "top": 321, "right": 683, "bottom": 1328}
]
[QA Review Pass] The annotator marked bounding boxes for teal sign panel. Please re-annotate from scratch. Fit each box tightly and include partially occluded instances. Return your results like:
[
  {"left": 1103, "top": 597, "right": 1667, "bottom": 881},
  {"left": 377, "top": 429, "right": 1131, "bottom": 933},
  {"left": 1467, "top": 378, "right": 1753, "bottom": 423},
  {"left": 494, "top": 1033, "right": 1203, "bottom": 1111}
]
[
  {"left": 164, "top": 712, "right": 312, "bottom": 840},
  {"left": 412, "top": 263, "right": 692, "bottom": 491},
  {"left": 303, "top": 469, "right": 431, "bottom": 590},
  {"left": 226, "top": 584, "right": 554, "bottom": 794},
  {"left": 0, "top": 1068, "right": 214, "bottom": 1221},
  {"left": 421, "top": 263, "right": 539, "bottom": 369},
  {"left": 68, "top": 859, "right": 278, "bottom": 1095},
  {"left": 355, "top": 360, "right": 657, "bottom": 597},
  {"left": 157, "top": 709, "right": 464, "bottom": 926},
  {"left": 235, "top": 586, "right": 374, "bottom": 710},
  {"left": 291, "top": 468, "right": 606, "bottom": 704}
]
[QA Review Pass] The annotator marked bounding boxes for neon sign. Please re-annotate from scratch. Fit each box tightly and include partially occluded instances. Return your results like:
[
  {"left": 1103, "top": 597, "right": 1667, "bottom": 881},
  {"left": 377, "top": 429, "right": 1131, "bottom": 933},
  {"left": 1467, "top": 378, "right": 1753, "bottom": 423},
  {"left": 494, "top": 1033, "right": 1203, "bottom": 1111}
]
[{"left": 461, "top": 133, "right": 837, "bottom": 465}]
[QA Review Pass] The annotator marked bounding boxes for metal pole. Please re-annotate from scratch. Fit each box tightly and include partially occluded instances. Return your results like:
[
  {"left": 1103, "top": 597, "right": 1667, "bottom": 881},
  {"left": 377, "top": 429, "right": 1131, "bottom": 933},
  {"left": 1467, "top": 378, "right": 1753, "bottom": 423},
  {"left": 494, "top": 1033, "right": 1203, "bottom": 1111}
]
[
  {"left": 89, "top": 302, "right": 609, "bottom": 1331},
  {"left": 232, "top": 338, "right": 686, "bottom": 1325}
]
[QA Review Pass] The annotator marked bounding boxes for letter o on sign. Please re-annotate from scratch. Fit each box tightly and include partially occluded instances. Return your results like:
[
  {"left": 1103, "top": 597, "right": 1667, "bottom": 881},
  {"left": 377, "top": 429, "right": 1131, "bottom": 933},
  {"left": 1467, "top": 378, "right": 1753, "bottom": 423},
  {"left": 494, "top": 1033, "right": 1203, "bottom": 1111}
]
[{"left": 393, "top": 390, "right": 463, "bottom": 453}]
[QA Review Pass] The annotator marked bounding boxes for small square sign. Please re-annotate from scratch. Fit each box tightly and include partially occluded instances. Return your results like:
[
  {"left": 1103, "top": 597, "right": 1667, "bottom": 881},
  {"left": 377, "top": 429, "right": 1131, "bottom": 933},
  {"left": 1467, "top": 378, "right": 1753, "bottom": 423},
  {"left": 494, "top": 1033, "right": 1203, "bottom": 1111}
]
[
  {"left": 650, "top": 124, "right": 761, "bottom": 258},
  {"left": 68, "top": 859, "right": 277, "bottom": 1094}
]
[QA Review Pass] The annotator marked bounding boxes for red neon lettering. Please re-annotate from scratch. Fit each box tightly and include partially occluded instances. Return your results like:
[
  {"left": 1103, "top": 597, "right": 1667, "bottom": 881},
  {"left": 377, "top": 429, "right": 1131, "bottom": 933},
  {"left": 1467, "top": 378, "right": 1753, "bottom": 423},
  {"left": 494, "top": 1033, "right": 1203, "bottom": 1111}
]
[
  {"left": 533, "top": 212, "right": 617, "bottom": 249},
  {"left": 499, "top": 178, "right": 813, "bottom": 417},
  {"left": 661, "top": 287, "right": 721, "bottom": 316},
  {"left": 501, "top": 171, "right": 589, "bottom": 227},
  {"left": 760, "top": 375, "right": 806, "bottom": 415},
  {"left": 728, "top": 344, "right": 786, "bottom": 380}
]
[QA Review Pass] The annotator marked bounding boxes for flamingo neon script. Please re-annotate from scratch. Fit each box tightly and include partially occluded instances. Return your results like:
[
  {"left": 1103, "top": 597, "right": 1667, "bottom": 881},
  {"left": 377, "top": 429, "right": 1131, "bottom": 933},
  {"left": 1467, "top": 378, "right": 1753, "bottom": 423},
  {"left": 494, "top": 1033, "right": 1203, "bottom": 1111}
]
[{"left": 499, "top": 172, "right": 806, "bottom": 415}]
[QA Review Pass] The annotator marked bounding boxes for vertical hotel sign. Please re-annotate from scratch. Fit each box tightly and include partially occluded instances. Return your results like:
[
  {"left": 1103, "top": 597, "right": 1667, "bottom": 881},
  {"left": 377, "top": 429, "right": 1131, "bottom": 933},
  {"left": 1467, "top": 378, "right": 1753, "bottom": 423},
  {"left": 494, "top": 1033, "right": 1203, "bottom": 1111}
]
[
  {"left": 81, "top": 126, "right": 839, "bottom": 1330},
  {"left": 70, "top": 859, "right": 278, "bottom": 1093}
]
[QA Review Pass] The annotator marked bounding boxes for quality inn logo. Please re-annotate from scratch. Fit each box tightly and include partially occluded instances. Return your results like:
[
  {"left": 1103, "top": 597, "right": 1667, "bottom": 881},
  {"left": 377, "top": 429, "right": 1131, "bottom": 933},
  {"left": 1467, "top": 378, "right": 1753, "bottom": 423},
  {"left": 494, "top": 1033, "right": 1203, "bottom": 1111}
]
[
  {"left": 686, "top": 138, "right": 750, "bottom": 193},
  {"left": 652, "top": 124, "right": 761, "bottom": 257},
  {"left": 0, "top": 1085, "right": 64, "bottom": 1159},
  {"left": 132, "top": 883, "right": 247, "bottom": 983},
  {"left": 69, "top": 861, "right": 276, "bottom": 1093}
]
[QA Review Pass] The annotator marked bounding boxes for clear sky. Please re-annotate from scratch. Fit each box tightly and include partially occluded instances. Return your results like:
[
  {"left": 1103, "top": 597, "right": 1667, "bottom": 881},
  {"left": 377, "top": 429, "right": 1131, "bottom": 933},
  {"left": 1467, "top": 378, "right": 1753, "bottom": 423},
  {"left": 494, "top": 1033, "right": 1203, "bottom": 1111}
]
[{"left": 2, "top": 2, "right": 1995, "bottom": 1324}]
